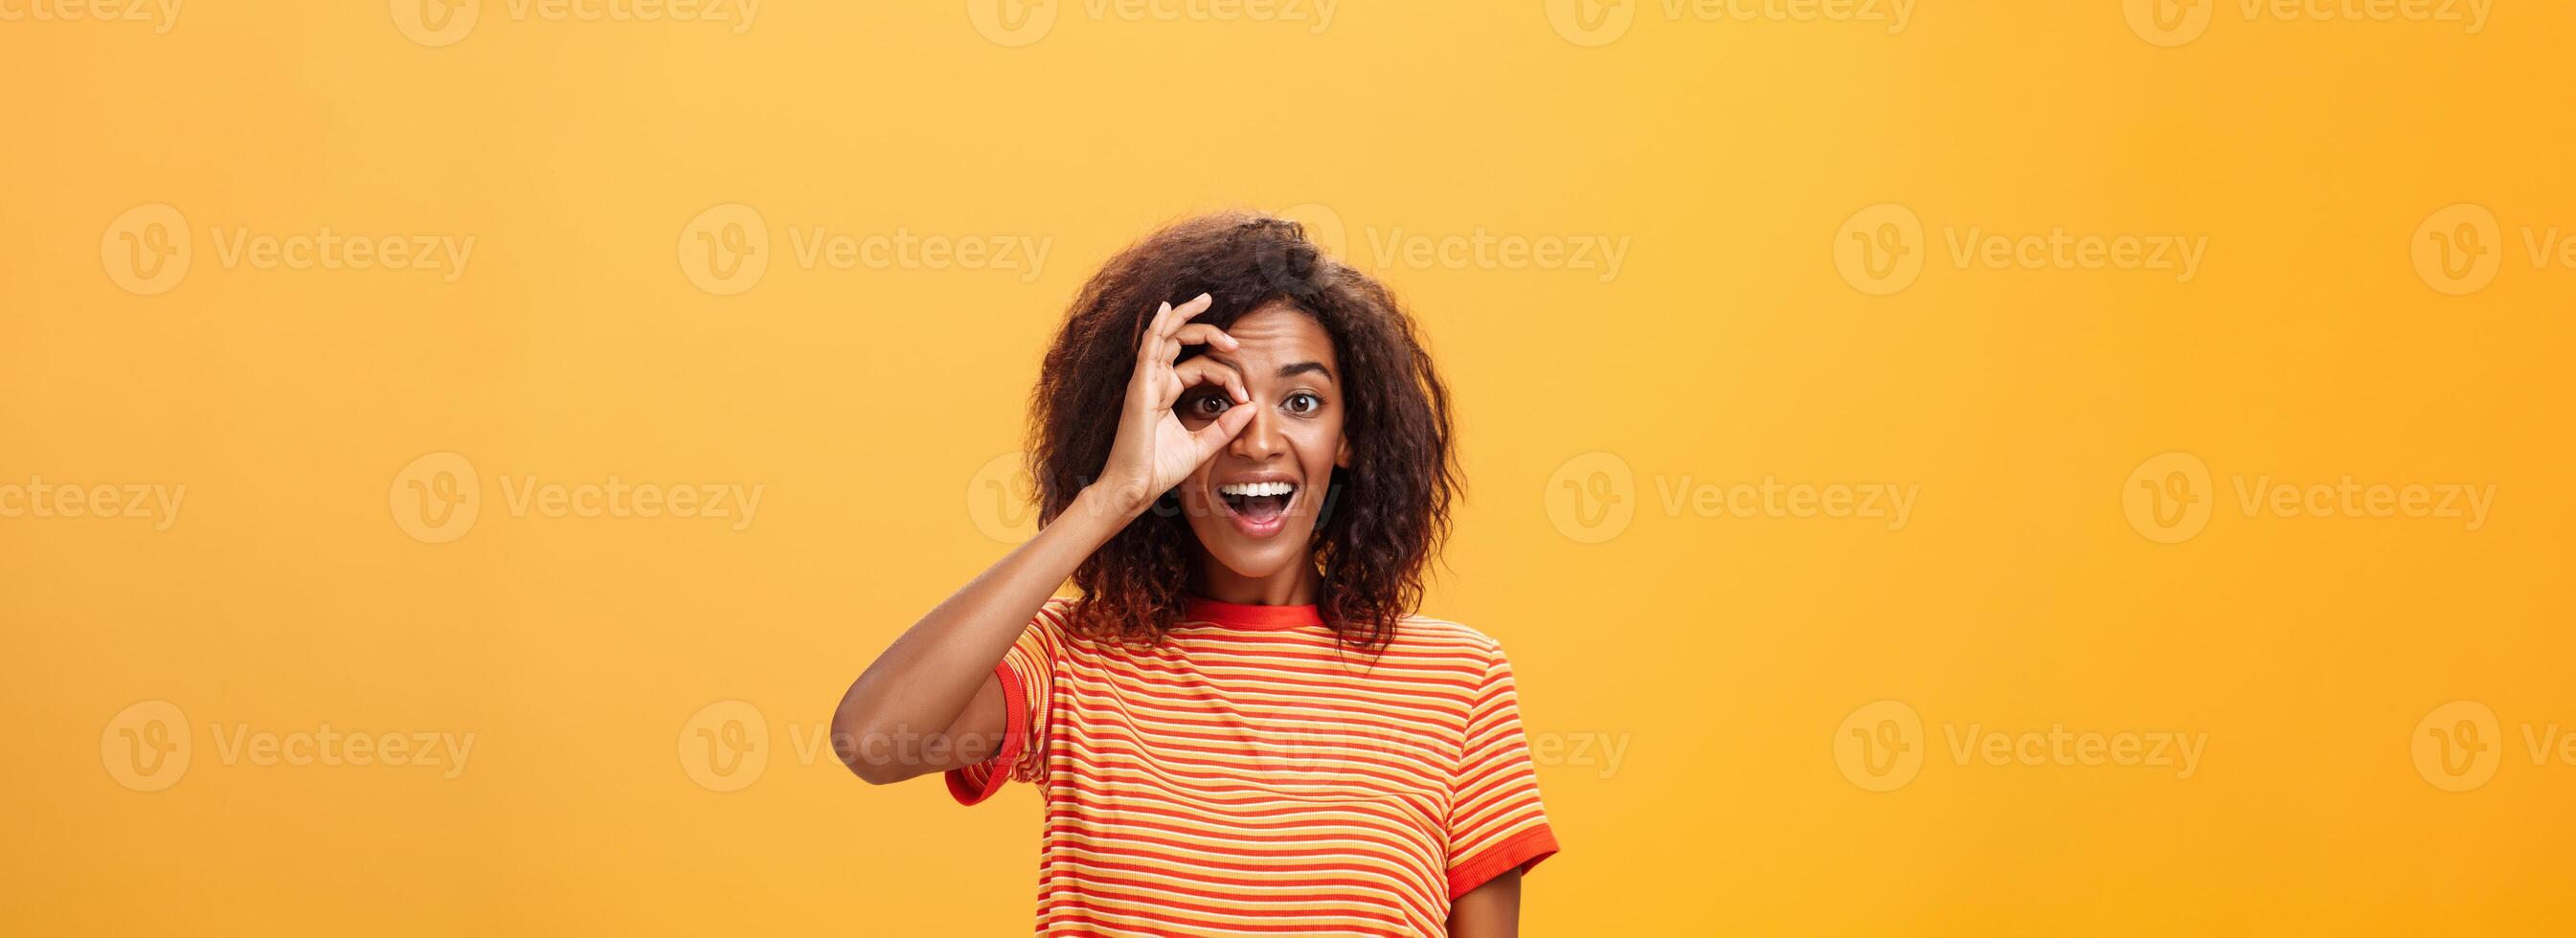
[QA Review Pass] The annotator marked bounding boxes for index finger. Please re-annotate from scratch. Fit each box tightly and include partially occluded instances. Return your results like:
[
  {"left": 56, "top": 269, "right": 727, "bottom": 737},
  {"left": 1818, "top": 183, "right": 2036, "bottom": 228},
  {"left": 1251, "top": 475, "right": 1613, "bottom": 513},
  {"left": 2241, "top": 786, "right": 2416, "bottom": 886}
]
[
  {"left": 1157, "top": 292, "right": 1214, "bottom": 340},
  {"left": 1172, "top": 323, "right": 1239, "bottom": 351},
  {"left": 1138, "top": 300, "right": 1181, "bottom": 363}
]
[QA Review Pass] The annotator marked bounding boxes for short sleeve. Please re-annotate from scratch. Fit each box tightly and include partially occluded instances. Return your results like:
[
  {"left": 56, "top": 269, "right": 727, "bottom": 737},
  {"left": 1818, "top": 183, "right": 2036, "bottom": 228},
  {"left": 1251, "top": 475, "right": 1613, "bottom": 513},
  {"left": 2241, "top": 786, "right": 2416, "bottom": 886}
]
[
  {"left": 1443, "top": 638, "right": 1560, "bottom": 899},
  {"left": 943, "top": 599, "right": 1066, "bottom": 806}
]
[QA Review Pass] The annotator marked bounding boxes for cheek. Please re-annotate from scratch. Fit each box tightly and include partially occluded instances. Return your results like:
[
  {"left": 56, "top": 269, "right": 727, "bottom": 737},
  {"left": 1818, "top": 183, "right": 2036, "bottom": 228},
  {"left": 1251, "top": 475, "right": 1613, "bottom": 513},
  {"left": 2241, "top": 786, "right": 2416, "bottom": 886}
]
[
  {"left": 1294, "top": 422, "right": 1345, "bottom": 476},
  {"left": 1179, "top": 461, "right": 1216, "bottom": 505}
]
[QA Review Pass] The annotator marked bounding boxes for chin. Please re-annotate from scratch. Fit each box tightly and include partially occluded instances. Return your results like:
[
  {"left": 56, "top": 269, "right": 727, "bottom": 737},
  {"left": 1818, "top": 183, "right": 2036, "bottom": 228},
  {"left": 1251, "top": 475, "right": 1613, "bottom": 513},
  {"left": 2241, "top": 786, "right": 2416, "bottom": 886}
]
[{"left": 1195, "top": 536, "right": 1317, "bottom": 581}]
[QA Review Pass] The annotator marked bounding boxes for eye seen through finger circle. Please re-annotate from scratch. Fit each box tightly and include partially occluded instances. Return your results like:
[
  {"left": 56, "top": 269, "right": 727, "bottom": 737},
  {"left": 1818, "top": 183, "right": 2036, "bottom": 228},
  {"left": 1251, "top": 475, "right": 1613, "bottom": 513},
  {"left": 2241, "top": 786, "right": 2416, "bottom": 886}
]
[{"left": 1180, "top": 390, "right": 1233, "bottom": 420}]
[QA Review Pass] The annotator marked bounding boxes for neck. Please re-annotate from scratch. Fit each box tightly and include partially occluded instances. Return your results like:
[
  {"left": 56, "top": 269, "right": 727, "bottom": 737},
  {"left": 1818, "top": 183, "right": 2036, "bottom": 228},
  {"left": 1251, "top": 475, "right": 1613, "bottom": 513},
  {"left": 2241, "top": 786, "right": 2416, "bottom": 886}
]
[{"left": 1188, "top": 557, "right": 1322, "bottom": 607}]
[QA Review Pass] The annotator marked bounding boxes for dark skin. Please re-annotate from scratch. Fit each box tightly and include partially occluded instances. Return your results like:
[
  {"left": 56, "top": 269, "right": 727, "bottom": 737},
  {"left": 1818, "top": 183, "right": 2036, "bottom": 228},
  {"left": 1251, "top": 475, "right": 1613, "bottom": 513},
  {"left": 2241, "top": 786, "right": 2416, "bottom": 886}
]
[{"left": 830, "top": 295, "right": 1522, "bottom": 935}]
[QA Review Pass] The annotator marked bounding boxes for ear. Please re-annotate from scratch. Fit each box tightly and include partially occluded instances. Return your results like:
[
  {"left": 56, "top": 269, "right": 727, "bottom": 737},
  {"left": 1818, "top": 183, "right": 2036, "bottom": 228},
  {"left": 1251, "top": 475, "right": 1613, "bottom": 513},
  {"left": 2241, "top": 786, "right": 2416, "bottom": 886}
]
[{"left": 1335, "top": 435, "right": 1352, "bottom": 468}]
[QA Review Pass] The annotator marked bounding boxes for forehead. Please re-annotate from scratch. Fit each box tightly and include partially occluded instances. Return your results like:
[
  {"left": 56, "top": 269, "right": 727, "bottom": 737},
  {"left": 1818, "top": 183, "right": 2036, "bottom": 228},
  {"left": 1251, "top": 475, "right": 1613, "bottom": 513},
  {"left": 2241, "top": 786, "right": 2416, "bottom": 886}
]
[{"left": 1219, "top": 302, "right": 1336, "bottom": 369}]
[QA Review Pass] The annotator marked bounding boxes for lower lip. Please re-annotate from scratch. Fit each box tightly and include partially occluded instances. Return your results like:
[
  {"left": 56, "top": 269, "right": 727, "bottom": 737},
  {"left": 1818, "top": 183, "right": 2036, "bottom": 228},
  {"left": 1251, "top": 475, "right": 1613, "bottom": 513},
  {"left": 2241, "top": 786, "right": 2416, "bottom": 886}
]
[{"left": 1216, "top": 490, "right": 1294, "bottom": 539}]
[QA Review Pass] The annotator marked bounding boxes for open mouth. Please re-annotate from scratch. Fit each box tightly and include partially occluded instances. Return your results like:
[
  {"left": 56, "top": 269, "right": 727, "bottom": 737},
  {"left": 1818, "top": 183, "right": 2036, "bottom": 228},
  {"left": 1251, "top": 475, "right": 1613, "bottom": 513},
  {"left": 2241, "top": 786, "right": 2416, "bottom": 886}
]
[{"left": 1216, "top": 480, "right": 1299, "bottom": 533}]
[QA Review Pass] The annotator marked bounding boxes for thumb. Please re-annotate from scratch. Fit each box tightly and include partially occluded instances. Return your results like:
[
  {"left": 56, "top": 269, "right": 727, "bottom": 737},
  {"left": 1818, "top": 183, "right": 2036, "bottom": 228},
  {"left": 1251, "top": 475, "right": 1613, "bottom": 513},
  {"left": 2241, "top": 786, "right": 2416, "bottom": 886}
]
[{"left": 1190, "top": 402, "right": 1256, "bottom": 456}]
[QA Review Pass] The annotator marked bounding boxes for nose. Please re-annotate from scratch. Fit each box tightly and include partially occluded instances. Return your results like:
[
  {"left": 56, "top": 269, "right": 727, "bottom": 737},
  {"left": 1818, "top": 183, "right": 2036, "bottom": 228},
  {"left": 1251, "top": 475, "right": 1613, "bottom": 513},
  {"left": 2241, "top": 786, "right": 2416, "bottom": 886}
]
[{"left": 1229, "top": 398, "right": 1286, "bottom": 462}]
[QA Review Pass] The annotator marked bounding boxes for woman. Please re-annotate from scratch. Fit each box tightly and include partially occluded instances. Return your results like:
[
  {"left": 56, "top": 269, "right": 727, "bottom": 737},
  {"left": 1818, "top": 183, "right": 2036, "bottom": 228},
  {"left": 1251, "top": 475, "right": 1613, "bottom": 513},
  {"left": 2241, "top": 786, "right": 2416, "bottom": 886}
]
[{"left": 832, "top": 212, "right": 1556, "bottom": 935}]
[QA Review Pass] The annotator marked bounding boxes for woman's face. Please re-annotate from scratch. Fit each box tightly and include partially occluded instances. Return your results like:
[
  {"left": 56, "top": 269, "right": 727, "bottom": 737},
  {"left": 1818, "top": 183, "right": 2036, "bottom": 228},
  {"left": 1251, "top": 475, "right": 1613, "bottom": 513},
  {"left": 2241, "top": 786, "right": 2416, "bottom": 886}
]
[{"left": 1172, "top": 303, "right": 1349, "bottom": 587}]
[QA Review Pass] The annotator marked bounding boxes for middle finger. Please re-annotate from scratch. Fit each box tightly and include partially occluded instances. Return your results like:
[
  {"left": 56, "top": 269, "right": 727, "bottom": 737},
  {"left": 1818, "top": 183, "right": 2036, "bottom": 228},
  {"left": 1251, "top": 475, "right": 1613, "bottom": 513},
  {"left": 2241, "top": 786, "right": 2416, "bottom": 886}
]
[{"left": 1172, "top": 324, "right": 1239, "bottom": 351}]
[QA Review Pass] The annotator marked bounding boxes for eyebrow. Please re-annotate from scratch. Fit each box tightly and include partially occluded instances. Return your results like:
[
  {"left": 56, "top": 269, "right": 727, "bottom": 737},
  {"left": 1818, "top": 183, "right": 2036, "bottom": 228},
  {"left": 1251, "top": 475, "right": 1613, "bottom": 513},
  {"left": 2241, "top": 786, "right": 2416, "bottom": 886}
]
[
  {"left": 1204, "top": 355, "right": 1335, "bottom": 383},
  {"left": 1277, "top": 361, "right": 1333, "bottom": 382}
]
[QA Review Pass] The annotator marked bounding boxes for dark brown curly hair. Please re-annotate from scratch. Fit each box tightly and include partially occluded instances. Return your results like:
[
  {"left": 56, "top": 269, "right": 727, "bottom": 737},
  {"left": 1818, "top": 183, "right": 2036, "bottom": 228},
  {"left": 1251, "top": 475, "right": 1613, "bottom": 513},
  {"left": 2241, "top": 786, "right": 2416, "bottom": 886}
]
[{"left": 1029, "top": 211, "right": 1457, "bottom": 651}]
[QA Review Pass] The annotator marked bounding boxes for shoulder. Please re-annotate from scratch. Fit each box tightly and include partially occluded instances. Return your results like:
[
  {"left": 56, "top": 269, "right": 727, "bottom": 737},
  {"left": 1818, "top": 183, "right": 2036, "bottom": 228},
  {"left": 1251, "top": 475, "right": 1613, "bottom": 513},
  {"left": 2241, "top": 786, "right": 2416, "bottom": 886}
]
[
  {"left": 1392, "top": 612, "right": 1505, "bottom": 661},
  {"left": 1027, "top": 596, "right": 1151, "bottom": 657},
  {"left": 1013, "top": 597, "right": 1082, "bottom": 652}
]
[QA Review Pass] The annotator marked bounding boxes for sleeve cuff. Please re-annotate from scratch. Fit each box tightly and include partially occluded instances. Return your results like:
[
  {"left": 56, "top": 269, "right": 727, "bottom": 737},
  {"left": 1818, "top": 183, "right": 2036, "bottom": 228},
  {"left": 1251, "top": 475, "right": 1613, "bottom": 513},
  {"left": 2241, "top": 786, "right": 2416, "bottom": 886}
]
[
  {"left": 942, "top": 659, "right": 1028, "bottom": 806},
  {"left": 1447, "top": 824, "right": 1560, "bottom": 900}
]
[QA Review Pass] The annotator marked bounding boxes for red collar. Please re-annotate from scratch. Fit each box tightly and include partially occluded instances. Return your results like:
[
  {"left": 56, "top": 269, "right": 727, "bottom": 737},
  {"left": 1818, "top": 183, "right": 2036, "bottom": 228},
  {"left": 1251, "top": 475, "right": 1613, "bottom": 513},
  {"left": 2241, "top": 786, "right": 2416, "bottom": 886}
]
[{"left": 1183, "top": 596, "right": 1324, "bottom": 630}]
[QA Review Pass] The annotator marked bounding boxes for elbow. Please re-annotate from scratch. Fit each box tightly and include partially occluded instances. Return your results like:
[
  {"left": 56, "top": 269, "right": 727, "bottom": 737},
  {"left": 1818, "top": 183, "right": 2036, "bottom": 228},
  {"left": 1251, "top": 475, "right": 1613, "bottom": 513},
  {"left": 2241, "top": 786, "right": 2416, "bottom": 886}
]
[
  {"left": 829, "top": 704, "right": 901, "bottom": 785},
  {"left": 832, "top": 707, "right": 942, "bottom": 786},
  {"left": 848, "top": 759, "right": 907, "bottom": 787}
]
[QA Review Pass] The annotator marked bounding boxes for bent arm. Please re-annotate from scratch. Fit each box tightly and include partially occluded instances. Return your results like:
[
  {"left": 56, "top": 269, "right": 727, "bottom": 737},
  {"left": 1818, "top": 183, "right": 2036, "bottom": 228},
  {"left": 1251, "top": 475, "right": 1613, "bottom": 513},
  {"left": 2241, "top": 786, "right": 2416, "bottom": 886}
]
[
  {"left": 830, "top": 486, "right": 1137, "bottom": 784},
  {"left": 836, "top": 293, "right": 1251, "bottom": 785}
]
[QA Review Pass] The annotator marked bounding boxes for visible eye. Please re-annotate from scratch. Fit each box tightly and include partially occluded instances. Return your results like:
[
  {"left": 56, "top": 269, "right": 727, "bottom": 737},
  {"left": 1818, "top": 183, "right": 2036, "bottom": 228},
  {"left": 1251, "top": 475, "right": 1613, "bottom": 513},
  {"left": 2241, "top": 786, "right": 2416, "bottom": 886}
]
[
  {"left": 1182, "top": 391, "right": 1232, "bottom": 418},
  {"left": 1283, "top": 391, "right": 1323, "bottom": 415}
]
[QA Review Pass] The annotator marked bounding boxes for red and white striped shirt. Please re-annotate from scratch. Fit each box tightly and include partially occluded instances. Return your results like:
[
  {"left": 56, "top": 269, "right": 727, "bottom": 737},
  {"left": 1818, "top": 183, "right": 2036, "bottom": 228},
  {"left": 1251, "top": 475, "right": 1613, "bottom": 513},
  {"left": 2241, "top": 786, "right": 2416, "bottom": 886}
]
[{"left": 948, "top": 596, "right": 1559, "bottom": 935}]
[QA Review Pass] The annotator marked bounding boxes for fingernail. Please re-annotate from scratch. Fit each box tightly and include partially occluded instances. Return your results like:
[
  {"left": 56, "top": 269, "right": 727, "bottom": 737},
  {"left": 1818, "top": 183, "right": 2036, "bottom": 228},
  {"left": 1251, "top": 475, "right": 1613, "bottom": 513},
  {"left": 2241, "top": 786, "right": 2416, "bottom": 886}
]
[{"left": 1194, "top": 292, "right": 1211, "bottom": 303}]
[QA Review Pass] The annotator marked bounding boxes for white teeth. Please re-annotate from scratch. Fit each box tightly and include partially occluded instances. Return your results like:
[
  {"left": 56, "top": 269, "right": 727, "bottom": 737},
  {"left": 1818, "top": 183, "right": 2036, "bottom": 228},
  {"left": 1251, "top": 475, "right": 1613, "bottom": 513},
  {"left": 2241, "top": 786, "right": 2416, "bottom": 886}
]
[{"left": 1218, "top": 481, "right": 1297, "bottom": 498}]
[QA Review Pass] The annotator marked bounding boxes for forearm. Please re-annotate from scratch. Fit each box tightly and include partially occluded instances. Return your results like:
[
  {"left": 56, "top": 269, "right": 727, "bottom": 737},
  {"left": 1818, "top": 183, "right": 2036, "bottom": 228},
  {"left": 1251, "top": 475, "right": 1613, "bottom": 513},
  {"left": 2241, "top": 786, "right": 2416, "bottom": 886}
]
[{"left": 832, "top": 486, "right": 1137, "bottom": 780}]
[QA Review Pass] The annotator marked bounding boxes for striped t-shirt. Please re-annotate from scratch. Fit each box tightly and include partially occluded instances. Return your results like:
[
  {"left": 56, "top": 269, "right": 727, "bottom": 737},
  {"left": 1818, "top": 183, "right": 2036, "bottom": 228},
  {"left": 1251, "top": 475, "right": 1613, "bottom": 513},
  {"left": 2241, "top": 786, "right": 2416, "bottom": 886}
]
[{"left": 947, "top": 596, "right": 1559, "bottom": 935}]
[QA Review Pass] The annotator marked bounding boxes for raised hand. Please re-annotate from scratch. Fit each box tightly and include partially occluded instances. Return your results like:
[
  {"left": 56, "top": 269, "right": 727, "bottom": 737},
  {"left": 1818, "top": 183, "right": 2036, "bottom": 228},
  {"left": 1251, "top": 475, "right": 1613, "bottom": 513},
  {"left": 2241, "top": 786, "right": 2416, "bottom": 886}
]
[{"left": 1090, "top": 293, "right": 1255, "bottom": 518}]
